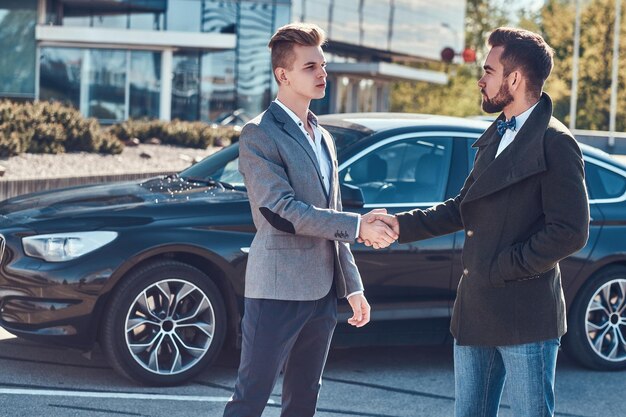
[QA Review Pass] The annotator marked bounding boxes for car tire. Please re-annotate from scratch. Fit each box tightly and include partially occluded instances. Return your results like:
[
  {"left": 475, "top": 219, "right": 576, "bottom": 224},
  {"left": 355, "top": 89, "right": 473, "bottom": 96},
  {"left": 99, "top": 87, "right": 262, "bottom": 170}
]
[
  {"left": 101, "top": 260, "right": 227, "bottom": 385},
  {"left": 566, "top": 266, "right": 626, "bottom": 371}
]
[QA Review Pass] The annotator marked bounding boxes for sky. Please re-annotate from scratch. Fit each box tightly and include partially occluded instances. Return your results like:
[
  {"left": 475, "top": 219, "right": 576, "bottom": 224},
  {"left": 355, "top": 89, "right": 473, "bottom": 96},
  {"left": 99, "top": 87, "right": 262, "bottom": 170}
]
[{"left": 498, "top": 0, "right": 546, "bottom": 21}]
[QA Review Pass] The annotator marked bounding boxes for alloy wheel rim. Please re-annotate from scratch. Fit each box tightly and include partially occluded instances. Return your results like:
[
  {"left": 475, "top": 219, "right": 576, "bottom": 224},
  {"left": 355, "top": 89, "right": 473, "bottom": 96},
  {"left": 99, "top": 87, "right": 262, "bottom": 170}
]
[
  {"left": 585, "top": 278, "right": 626, "bottom": 362},
  {"left": 124, "top": 279, "right": 215, "bottom": 375}
]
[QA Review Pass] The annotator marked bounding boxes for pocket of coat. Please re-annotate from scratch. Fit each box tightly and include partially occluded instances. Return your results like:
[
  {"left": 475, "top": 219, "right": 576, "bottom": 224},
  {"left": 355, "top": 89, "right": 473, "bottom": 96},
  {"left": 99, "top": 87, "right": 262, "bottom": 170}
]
[
  {"left": 265, "top": 234, "right": 315, "bottom": 250},
  {"left": 488, "top": 259, "right": 506, "bottom": 288}
]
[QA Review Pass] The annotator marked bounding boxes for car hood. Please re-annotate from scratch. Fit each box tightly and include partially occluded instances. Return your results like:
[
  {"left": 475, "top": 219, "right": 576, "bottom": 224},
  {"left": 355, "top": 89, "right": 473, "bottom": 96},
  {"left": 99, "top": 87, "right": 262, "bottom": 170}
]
[{"left": 0, "top": 176, "right": 247, "bottom": 227}]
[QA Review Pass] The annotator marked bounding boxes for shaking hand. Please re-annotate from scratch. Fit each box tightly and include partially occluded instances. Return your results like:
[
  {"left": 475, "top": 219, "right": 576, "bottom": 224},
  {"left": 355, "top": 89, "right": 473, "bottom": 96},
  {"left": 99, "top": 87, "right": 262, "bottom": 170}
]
[
  {"left": 359, "top": 210, "right": 400, "bottom": 248},
  {"left": 358, "top": 209, "right": 398, "bottom": 249}
]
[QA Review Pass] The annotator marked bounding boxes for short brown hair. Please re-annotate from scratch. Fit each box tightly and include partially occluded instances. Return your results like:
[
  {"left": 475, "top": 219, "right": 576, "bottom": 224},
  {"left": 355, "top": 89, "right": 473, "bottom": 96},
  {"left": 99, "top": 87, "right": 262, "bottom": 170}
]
[
  {"left": 488, "top": 27, "right": 554, "bottom": 98},
  {"left": 268, "top": 23, "right": 326, "bottom": 82}
]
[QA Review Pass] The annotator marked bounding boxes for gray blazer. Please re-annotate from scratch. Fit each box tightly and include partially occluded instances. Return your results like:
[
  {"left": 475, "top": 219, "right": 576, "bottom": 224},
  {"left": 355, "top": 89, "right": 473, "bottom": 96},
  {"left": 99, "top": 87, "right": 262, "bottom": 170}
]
[{"left": 239, "top": 102, "right": 363, "bottom": 301}]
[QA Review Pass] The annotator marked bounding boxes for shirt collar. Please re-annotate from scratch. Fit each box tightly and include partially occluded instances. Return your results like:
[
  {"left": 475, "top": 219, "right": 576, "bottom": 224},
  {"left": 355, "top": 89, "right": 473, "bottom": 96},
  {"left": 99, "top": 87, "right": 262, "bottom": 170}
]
[
  {"left": 511, "top": 100, "right": 540, "bottom": 132},
  {"left": 274, "top": 99, "right": 318, "bottom": 128}
]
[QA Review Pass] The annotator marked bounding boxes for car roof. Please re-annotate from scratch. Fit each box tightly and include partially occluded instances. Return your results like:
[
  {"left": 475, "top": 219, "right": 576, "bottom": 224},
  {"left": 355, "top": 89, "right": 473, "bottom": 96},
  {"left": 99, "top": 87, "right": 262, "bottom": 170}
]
[
  {"left": 317, "top": 113, "right": 626, "bottom": 169},
  {"left": 318, "top": 112, "right": 491, "bottom": 133}
]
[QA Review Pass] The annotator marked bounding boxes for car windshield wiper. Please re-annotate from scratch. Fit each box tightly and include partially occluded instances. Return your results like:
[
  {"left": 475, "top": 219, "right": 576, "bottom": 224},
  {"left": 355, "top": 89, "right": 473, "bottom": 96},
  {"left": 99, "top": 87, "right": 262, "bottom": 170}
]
[{"left": 180, "top": 176, "right": 236, "bottom": 190}]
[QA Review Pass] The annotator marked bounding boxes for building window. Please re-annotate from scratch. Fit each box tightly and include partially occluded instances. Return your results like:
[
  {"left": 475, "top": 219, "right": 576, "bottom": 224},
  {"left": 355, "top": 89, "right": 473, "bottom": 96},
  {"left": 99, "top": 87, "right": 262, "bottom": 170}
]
[
  {"left": 201, "top": 50, "right": 236, "bottom": 124},
  {"left": 87, "top": 49, "right": 127, "bottom": 122},
  {"left": 235, "top": 1, "right": 275, "bottom": 118},
  {"left": 0, "top": 0, "right": 37, "bottom": 98},
  {"left": 40, "top": 47, "right": 161, "bottom": 123},
  {"left": 52, "top": 0, "right": 166, "bottom": 29},
  {"left": 171, "top": 52, "right": 201, "bottom": 121},
  {"left": 39, "top": 47, "right": 82, "bottom": 107},
  {"left": 201, "top": 0, "right": 237, "bottom": 33},
  {"left": 130, "top": 51, "right": 161, "bottom": 119},
  {"left": 167, "top": 0, "right": 202, "bottom": 32}
]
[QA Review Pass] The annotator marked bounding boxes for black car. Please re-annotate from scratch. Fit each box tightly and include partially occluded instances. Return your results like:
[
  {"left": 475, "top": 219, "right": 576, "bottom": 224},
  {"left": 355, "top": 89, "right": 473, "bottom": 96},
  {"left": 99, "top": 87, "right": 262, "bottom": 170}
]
[{"left": 0, "top": 113, "right": 625, "bottom": 386}]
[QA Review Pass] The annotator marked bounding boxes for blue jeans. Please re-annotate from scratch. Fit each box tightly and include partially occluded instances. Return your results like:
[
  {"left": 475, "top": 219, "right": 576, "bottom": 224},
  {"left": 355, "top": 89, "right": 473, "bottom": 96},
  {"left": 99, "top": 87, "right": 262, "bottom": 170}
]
[{"left": 453, "top": 338, "right": 560, "bottom": 417}]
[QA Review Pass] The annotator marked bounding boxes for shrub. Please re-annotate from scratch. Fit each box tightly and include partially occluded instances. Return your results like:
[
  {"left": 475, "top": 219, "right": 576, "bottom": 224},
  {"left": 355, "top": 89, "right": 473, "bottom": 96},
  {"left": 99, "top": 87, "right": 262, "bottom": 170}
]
[
  {"left": 0, "top": 100, "right": 124, "bottom": 155},
  {"left": 0, "top": 100, "right": 239, "bottom": 157},
  {"left": 108, "top": 119, "right": 240, "bottom": 148},
  {"left": 0, "top": 125, "right": 30, "bottom": 157},
  {"left": 29, "top": 123, "right": 66, "bottom": 153},
  {"left": 98, "top": 130, "right": 125, "bottom": 154}
]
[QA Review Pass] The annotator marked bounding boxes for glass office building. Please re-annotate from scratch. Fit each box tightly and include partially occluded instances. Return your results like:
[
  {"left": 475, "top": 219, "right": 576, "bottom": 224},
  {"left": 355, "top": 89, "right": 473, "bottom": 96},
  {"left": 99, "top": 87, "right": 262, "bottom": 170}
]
[{"left": 0, "top": 0, "right": 465, "bottom": 123}]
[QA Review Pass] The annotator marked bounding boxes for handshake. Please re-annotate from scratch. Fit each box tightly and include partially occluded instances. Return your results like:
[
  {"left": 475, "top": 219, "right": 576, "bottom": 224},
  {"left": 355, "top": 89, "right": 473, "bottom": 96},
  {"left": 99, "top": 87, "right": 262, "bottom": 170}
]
[{"left": 357, "top": 209, "right": 399, "bottom": 249}]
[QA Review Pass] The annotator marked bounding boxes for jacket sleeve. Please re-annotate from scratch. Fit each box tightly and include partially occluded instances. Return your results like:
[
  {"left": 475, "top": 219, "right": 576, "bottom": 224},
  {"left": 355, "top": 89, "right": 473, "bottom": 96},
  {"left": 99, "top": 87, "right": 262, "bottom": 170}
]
[
  {"left": 239, "top": 122, "right": 359, "bottom": 243},
  {"left": 336, "top": 181, "right": 364, "bottom": 295},
  {"left": 395, "top": 167, "right": 473, "bottom": 244},
  {"left": 493, "top": 134, "right": 590, "bottom": 281}
]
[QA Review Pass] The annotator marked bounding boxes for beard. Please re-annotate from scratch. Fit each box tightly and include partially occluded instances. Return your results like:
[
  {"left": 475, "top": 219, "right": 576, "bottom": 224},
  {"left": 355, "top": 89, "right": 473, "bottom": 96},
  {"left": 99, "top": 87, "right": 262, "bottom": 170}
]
[{"left": 481, "top": 81, "right": 513, "bottom": 113}]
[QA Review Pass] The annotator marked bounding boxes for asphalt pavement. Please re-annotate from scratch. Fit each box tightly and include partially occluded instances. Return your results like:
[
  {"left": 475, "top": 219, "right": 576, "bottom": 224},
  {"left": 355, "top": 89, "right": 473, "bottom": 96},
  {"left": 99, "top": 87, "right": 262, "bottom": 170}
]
[{"left": 0, "top": 328, "right": 622, "bottom": 417}]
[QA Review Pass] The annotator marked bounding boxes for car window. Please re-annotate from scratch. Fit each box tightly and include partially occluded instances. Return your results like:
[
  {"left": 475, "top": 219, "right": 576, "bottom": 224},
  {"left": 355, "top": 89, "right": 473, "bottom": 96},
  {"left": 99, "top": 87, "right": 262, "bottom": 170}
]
[
  {"left": 584, "top": 160, "right": 626, "bottom": 200},
  {"left": 341, "top": 136, "right": 453, "bottom": 204}
]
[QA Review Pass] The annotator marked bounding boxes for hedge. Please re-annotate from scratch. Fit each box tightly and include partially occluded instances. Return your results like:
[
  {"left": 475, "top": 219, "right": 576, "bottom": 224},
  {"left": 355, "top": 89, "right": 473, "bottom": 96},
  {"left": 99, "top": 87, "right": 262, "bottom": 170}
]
[
  {"left": 0, "top": 100, "right": 241, "bottom": 157},
  {"left": 108, "top": 119, "right": 240, "bottom": 148},
  {"left": 0, "top": 100, "right": 123, "bottom": 156}
]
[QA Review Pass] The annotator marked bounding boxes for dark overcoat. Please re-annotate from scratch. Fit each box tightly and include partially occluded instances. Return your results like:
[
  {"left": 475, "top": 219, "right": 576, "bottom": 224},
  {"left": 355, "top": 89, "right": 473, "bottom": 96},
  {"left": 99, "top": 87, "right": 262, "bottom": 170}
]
[{"left": 396, "top": 93, "right": 590, "bottom": 346}]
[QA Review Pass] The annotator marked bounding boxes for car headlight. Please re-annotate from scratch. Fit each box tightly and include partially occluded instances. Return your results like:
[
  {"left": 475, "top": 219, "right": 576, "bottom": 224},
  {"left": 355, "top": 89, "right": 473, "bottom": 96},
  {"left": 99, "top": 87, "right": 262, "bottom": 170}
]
[{"left": 22, "top": 231, "right": 118, "bottom": 262}]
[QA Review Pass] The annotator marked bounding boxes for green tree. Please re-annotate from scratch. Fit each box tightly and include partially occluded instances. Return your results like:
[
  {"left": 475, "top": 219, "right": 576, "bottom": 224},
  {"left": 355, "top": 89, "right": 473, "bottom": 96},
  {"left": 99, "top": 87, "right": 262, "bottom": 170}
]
[{"left": 540, "top": 0, "right": 626, "bottom": 131}]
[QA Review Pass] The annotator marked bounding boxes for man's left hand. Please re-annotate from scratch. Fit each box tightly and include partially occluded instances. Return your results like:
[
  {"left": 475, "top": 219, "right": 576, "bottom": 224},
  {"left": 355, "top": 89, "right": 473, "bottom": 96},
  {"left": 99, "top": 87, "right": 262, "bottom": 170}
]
[{"left": 347, "top": 293, "right": 371, "bottom": 327}]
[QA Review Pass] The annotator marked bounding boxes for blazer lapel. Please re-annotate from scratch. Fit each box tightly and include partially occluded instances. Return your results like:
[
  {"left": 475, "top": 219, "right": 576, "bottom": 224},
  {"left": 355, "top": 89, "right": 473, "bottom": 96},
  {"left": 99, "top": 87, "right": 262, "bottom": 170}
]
[
  {"left": 269, "top": 102, "right": 325, "bottom": 184},
  {"left": 463, "top": 93, "right": 552, "bottom": 204}
]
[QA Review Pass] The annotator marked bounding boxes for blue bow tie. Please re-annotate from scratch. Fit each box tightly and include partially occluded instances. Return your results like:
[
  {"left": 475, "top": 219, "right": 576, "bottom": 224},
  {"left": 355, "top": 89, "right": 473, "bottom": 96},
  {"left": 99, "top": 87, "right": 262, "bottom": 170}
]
[{"left": 496, "top": 116, "right": 516, "bottom": 136}]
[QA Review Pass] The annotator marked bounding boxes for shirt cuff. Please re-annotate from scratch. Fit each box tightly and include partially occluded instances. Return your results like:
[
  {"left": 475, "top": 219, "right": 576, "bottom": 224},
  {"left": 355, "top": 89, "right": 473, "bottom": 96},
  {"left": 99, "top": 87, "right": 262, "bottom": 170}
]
[
  {"left": 346, "top": 290, "right": 364, "bottom": 300},
  {"left": 355, "top": 215, "right": 361, "bottom": 240}
]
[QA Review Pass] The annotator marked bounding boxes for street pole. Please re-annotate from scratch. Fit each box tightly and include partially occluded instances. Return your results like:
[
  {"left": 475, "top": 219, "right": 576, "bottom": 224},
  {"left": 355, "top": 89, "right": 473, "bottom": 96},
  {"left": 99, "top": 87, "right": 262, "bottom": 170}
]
[
  {"left": 569, "top": 0, "right": 581, "bottom": 131},
  {"left": 609, "top": 0, "right": 622, "bottom": 149}
]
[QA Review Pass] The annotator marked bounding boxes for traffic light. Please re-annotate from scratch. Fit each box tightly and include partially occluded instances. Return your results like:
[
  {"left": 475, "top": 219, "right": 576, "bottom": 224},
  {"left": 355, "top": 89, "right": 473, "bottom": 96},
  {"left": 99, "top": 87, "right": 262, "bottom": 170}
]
[
  {"left": 440, "top": 47, "right": 455, "bottom": 63},
  {"left": 440, "top": 47, "right": 476, "bottom": 63}
]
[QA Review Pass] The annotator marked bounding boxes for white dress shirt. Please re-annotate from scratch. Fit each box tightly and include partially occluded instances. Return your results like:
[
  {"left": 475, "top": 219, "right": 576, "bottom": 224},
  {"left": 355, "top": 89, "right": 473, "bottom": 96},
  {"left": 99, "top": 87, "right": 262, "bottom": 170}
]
[
  {"left": 495, "top": 101, "right": 540, "bottom": 158},
  {"left": 274, "top": 100, "right": 363, "bottom": 299},
  {"left": 275, "top": 99, "right": 332, "bottom": 192}
]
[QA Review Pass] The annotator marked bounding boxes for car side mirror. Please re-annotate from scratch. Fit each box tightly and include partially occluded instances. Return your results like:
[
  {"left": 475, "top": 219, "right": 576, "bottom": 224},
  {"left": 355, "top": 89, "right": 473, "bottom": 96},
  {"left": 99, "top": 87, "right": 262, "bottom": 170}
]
[{"left": 341, "top": 183, "right": 365, "bottom": 208}]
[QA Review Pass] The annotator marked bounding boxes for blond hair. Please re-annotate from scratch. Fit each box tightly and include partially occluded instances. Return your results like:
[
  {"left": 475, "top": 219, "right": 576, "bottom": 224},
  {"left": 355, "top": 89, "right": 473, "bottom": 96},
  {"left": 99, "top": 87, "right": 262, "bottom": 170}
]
[{"left": 268, "top": 23, "right": 326, "bottom": 82}]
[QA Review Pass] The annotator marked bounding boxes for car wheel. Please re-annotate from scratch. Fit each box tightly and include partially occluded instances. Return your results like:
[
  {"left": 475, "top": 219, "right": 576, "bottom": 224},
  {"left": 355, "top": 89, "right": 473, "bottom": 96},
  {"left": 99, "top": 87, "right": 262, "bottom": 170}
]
[
  {"left": 101, "top": 260, "right": 226, "bottom": 385},
  {"left": 566, "top": 266, "right": 626, "bottom": 370}
]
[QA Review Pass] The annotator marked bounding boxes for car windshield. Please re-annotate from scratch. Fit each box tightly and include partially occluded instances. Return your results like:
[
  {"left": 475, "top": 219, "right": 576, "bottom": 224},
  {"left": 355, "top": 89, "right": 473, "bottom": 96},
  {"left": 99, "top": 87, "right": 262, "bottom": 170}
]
[
  {"left": 179, "top": 144, "right": 244, "bottom": 189},
  {"left": 178, "top": 125, "right": 370, "bottom": 189}
]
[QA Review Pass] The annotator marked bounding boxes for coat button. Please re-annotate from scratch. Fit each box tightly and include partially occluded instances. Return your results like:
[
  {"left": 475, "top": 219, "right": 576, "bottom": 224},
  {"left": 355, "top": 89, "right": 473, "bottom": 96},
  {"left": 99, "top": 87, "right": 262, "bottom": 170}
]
[
  {"left": 463, "top": 268, "right": 469, "bottom": 276},
  {"left": 466, "top": 230, "right": 474, "bottom": 237}
]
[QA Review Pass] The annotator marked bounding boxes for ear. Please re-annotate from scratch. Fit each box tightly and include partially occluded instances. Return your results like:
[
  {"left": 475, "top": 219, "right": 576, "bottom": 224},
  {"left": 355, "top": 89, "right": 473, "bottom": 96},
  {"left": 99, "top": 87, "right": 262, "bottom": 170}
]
[
  {"left": 274, "top": 67, "right": 289, "bottom": 85},
  {"left": 505, "top": 70, "right": 520, "bottom": 92}
]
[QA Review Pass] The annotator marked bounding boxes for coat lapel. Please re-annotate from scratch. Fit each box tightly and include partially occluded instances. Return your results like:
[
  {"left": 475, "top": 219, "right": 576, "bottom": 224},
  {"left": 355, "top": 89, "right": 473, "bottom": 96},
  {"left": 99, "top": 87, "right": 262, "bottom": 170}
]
[
  {"left": 268, "top": 102, "right": 328, "bottom": 197},
  {"left": 463, "top": 93, "right": 552, "bottom": 204}
]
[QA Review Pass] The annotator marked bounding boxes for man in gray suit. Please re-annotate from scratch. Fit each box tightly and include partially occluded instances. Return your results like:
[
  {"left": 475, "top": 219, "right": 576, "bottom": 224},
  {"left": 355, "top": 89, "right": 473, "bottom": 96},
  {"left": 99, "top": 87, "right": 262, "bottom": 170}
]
[{"left": 223, "top": 23, "right": 397, "bottom": 417}]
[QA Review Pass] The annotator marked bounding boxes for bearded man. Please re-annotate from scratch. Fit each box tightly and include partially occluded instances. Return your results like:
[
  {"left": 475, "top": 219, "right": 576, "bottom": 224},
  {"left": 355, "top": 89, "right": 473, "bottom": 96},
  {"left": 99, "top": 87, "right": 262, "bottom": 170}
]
[{"left": 364, "top": 27, "right": 590, "bottom": 417}]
